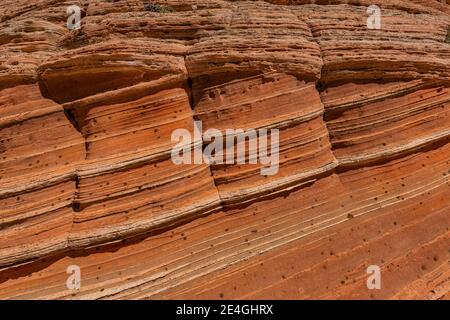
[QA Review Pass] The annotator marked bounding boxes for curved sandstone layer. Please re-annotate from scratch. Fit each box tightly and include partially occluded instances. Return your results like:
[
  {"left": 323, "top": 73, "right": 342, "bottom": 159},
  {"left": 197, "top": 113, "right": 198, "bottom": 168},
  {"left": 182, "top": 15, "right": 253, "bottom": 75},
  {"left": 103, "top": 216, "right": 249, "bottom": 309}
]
[{"left": 0, "top": 0, "right": 449, "bottom": 300}]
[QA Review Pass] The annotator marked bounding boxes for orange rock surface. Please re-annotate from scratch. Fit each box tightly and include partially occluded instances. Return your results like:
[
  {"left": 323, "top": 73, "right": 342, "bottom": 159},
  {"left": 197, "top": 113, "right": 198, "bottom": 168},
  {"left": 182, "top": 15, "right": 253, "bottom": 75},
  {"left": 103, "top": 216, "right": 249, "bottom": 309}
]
[{"left": 0, "top": 0, "right": 449, "bottom": 300}]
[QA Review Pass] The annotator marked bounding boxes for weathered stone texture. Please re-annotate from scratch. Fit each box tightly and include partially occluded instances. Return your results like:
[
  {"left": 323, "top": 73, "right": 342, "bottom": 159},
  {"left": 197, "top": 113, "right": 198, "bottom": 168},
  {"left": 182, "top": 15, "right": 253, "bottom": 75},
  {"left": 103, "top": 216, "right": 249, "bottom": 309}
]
[{"left": 0, "top": 0, "right": 449, "bottom": 300}]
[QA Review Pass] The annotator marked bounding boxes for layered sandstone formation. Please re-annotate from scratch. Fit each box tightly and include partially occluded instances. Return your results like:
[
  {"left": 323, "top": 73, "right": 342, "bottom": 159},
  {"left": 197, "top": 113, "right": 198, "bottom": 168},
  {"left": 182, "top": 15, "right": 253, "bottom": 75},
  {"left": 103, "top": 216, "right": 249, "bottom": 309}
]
[{"left": 0, "top": 0, "right": 449, "bottom": 300}]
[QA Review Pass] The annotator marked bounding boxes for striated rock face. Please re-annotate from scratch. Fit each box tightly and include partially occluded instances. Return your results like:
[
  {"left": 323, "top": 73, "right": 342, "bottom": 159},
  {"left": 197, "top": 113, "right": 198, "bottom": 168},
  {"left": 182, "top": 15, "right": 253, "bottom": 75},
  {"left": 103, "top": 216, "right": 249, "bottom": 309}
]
[{"left": 0, "top": 0, "right": 449, "bottom": 300}]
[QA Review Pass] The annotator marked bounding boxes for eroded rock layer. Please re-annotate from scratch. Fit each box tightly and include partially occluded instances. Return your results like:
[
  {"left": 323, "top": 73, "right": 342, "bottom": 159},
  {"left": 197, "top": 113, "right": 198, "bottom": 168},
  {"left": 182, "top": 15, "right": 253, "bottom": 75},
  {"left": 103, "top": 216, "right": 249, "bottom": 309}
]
[{"left": 0, "top": 0, "right": 449, "bottom": 300}]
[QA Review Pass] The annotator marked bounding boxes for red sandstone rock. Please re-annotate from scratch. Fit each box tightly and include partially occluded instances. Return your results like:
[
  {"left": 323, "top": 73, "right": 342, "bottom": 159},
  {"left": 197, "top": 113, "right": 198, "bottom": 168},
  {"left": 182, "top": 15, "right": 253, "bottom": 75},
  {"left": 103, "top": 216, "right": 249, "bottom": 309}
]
[
  {"left": 0, "top": 84, "right": 84, "bottom": 268},
  {"left": 0, "top": 0, "right": 449, "bottom": 300}
]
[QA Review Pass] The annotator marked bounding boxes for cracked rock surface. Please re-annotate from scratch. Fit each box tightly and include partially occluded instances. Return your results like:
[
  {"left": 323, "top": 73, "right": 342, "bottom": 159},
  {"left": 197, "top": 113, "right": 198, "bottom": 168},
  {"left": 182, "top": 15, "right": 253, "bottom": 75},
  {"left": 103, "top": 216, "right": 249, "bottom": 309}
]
[{"left": 0, "top": 0, "right": 449, "bottom": 300}]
